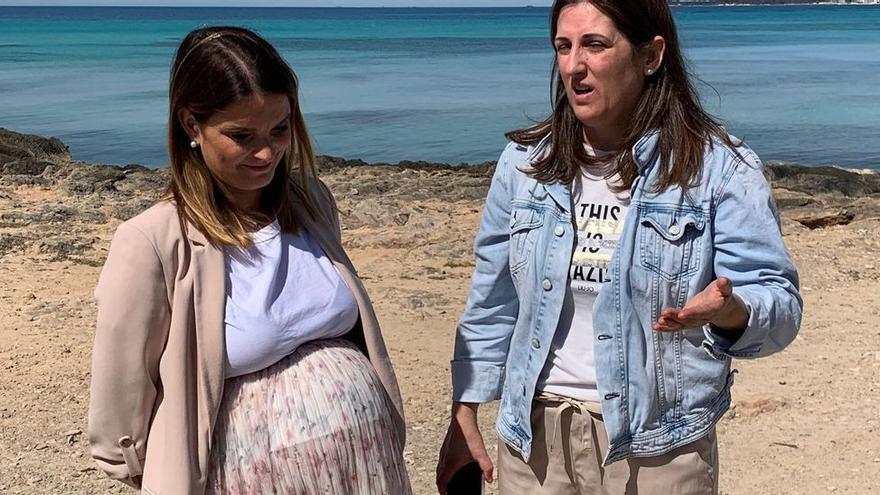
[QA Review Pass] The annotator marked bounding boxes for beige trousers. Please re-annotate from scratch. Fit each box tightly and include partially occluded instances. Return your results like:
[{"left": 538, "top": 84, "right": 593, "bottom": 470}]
[{"left": 498, "top": 394, "right": 718, "bottom": 495}]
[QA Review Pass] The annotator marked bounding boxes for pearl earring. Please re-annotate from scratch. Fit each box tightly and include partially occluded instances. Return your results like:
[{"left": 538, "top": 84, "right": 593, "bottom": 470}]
[
  {"left": 190, "top": 140, "right": 198, "bottom": 149},
  {"left": 646, "top": 69, "right": 654, "bottom": 75}
]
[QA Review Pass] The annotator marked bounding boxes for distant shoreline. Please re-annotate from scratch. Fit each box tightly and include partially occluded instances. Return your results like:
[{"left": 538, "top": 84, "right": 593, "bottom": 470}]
[
  {"left": 670, "top": 1, "right": 879, "bottom": 6},
  {"left": 1, "top": 128, "right": 876, "bottom": 184},
  {"left": 2, "top": 3, "right": 879, "bottom": 8}
]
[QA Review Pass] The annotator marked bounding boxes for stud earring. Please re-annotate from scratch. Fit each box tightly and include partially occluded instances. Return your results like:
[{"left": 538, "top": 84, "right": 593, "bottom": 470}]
[
  {"left": 646, "top": 68, "right": 654, "bottom": 75},
  {"left": 190, "top": 140, "right": 198, "bottom": 149}
]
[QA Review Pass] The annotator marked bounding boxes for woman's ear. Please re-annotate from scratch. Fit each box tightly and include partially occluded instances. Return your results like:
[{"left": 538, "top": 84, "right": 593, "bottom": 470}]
[
  {"left": 642, "top": 35, "right": 666, "bottom": 76},
  {"left": 178, "top": 108, "right": 201, "bottom": 143}
]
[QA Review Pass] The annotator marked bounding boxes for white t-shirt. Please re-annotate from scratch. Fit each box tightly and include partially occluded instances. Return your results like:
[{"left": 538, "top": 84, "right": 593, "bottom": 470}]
[
  {"left": 223, "top": 220, "right": 359, "bottom": 378},
  {"left": 537, "top": 164, "right": 630, "bottom": 402}
]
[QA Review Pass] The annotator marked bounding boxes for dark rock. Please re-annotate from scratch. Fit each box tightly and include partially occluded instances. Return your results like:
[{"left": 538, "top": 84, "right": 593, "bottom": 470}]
[
  {"left": 766, "top": 163, "right": 880, "bottom": 197},
  {"left": 62, "top": 166, "right": 126, "bottom": 195},
  {"left": 317, "top": 154, "right": 496, "bottom": 177},
  {"left": 111, "top": 165, "right": 169, "bottom": 197},
  {"left": 1, "top": 175, "right": 51, "bottom": 187},
  {"left": 33, "top": 206, "right": 107, "bottom": 225},
  {"left": 793, "top": 210, "right": 855, "bottom": 229},
  {"left": 317, "top": 155, "right": 370, "bottom": 170},
  {"left": 0, "top": 234, "right": 29, "bottom": 256},
  {"left": 2, "top": 158, "right": 54, "bottom": 176},
  {"left": 109, "top": 199, "right": 156, "bottom": 221},
  {"left": 0, "top": 142, "right": 33, "bottom": 161},
  {"left": 393, "top": 213, "right": 411, "bottom": 226},
  {"left": 0, "top": 211, "right": 30, "bottom": 227},
  {"left": 0, "top": 128, "right": 69, "bottom": 162},
  {"left": 39, "top": 238, "right": 94, "bottom": 259},
  {"left": 774, "top": 195, "right": 815, "bottom": 209}
]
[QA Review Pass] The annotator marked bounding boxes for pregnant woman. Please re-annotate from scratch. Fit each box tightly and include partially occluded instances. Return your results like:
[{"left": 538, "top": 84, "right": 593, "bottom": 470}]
[{"left": 88, "top": 26, "right": 411, "bottom": 494}]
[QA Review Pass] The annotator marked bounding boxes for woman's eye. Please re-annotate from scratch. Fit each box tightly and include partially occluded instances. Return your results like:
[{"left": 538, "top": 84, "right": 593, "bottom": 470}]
[
  {"left": 230, "top": 133, "right": 251, "bottom": 143},
  {"left": 271, "top": 125, "right": 290, "bottom": 135}
]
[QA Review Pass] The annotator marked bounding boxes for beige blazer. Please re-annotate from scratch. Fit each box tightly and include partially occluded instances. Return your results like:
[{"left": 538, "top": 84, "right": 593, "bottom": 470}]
[{"left": 88, "top": 179, "right": 405, "bottom": 494}]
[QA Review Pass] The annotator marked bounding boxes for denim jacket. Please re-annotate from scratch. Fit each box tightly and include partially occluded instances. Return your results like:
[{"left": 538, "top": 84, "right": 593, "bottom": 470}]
[{"left": 451, "top": 132, "right": 802, "bottom": 464}]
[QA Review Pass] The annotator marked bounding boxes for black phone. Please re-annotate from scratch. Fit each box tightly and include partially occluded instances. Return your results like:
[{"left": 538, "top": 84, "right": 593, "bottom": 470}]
[{"left": 446, "top": 461, "right": 483, "bottom": 495}]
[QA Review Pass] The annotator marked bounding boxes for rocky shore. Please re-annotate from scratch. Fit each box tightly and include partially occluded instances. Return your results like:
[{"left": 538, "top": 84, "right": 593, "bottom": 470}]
[{"left": 1, "top": 127, "right": 878, "bottom": 494}]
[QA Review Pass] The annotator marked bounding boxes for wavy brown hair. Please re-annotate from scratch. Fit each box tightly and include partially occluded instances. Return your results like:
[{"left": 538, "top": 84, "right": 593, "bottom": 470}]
[
  {"left": 167, "top": 26, "right": 318, "bottom": 247},
  {"left": 507, "top": 0, "right": 737, "bottom": 191}
]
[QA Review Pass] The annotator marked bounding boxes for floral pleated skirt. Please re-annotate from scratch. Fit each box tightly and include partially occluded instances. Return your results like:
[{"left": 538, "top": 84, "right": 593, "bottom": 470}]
[{"left": 205, "top": 338, "right": 411, "bottom": 494}]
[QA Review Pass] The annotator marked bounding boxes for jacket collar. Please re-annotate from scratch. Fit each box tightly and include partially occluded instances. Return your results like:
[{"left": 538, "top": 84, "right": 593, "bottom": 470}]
[
  {"left": 523, "top": 135, "right": 572, "bottom": 214},
  {"left": 185, "top": 220, "right": 210, "bottom": 246},
  {"left": 530, "top": 130, "right": 659, "bottom": 213},
  {"left": 541, "top": 180, "right": 571, "bottom": 215},
  {"left": 633, "top": 130, "right": 661, "bottom": 172},
  {"left": 530, "top": 129, "right": 660, "bottom": 172},
  {"left": 526, "top": 133, "right": 553, "bottom": 162}
]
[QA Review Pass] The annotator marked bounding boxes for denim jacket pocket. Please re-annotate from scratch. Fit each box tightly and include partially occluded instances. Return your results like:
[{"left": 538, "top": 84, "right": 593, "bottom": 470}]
[
  {"left": 509, "top": 206, "right": 544, "bottom": 277},
  {"left": 638, "top": 206, "right": 706, "bottom": 281}
]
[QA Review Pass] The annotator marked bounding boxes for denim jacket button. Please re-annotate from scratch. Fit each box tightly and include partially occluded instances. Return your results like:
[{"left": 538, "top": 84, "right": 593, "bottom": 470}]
[
  {"left": 554, "top": 225, "right": 564, "bottom": 237},
  {"left": 542, "top": 279, "right": 552, "bottom": 290},
  {"left": 531, "top": 337, "right": 541, "bottom": 349},
  {"left": 668, "top": 224, "right": 681, "bottom": 236},
  {"left": 513, "top": 438, "right": 522, "bottom": 448}
]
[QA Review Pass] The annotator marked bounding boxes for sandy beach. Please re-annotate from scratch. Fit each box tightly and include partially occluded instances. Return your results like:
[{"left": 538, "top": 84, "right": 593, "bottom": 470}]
[{"left": 0, "top": 128, "right": 878, "bottom": 494}]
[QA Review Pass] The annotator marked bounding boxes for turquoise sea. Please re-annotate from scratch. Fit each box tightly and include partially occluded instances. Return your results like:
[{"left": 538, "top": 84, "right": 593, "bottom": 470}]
[{"left": 0, "top": 6, "right": 878, "bottom": 169}]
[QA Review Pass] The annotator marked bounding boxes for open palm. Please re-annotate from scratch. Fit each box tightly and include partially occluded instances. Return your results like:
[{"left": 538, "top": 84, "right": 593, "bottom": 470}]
[{"left": 653, "top": 277, "right": 749, "bottom": 333}]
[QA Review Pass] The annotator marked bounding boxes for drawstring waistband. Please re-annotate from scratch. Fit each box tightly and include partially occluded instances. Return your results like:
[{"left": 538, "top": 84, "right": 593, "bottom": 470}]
[{"left": 535, "top": 392, "right": 602, "bottom": 453}]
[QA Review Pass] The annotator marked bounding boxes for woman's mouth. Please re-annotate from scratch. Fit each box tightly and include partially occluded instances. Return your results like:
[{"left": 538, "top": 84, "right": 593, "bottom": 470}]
[
  {"left": 573, "top": 84, "right": 595, "bottom": 97},
  {"left": 243, "top": 162, "right": 273, "bottom": 171}
]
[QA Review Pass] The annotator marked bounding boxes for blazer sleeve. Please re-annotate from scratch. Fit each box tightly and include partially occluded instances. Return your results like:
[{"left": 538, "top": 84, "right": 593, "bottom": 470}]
[
  {"left": 702, "top": 148, "right": 803, "bottom": 359},
  {"left": 88, "top": 221, "right": 171, "bottom": 487}
]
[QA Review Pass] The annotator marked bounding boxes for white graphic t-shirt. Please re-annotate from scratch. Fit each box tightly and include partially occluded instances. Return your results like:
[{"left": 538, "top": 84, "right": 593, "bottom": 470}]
[{"left": 537, "top": 161, "right": 630, "bottom": 402}]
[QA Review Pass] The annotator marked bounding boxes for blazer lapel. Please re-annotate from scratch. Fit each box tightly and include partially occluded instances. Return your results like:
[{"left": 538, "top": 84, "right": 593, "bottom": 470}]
[{"left": 185, "top": 224, "right": 227, "bottom": 436}]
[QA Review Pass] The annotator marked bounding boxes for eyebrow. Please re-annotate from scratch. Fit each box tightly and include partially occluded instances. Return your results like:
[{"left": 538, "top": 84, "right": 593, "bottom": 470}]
[
  {"left": 221, "top": 113, "right": 291, "bottom": 133},
  {"left": 555, "top": 33, "right": 612, "bottom": 43}
]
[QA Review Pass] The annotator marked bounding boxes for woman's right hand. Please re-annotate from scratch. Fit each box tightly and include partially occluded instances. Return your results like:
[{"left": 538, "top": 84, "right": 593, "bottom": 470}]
[{"left": 436, "top": 402, "right": 494, "bottom": 494}]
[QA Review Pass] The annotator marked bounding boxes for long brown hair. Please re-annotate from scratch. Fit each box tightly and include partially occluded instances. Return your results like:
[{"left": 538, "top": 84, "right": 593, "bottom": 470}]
[
  {"left": 507, "top": 0, "right": 737, "bottom": 191},
  {"left": 167, "top": 26, "right": 318, "bottom": 247}
]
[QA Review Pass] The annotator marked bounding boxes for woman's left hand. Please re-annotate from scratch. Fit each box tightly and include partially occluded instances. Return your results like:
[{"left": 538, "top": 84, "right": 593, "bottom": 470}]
[{"left": 653, "top": 277, "right": 749, "bottom": 337}]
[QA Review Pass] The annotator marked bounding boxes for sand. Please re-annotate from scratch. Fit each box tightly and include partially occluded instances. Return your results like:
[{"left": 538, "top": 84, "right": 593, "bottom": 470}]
[{"left": 1, "top": 129, "right": 878, "bottom": 494}]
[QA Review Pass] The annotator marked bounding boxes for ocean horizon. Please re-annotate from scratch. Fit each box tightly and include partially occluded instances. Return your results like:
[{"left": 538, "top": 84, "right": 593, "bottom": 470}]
[{"left": 1, "top": 5, "right": 878, "bottom": 170}]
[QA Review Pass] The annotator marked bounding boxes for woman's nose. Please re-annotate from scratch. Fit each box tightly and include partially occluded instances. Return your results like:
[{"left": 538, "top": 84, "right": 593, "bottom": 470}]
[
  {"left": 253, "top": 139, "right": 275, "bottom": 161},
  {"left": 563, "top": 50, "right": 587, "bottom": 76}
]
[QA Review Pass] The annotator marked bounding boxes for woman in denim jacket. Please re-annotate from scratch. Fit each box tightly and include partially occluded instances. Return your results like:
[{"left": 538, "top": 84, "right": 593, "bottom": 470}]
[{"left": 436, "top": 0, "right": 802, "bottom": 493}]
